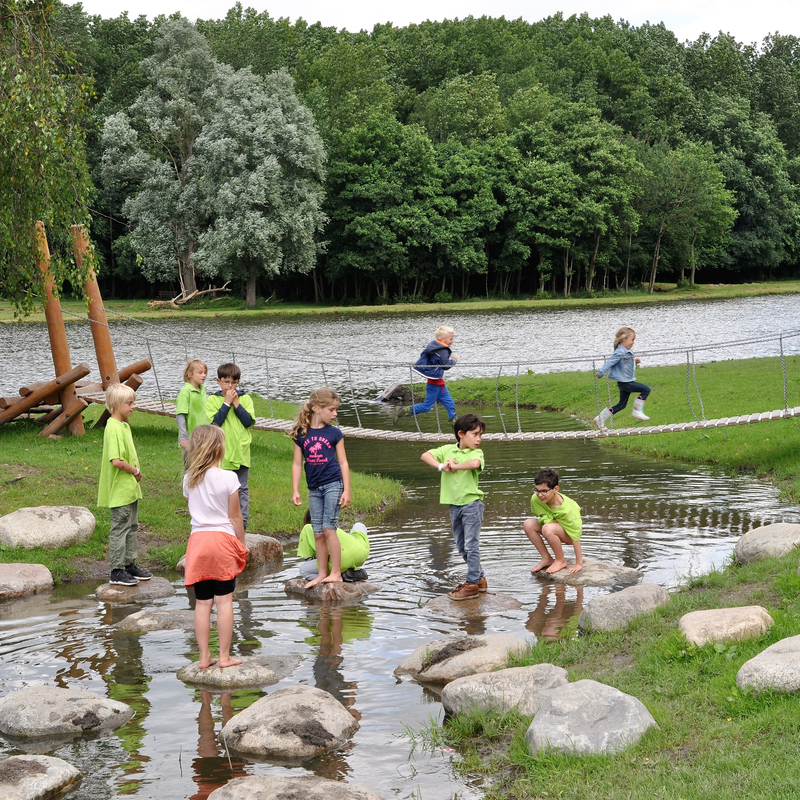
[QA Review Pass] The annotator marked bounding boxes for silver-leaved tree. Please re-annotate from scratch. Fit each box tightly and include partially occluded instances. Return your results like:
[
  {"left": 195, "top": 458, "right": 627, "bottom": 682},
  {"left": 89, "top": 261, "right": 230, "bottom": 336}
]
[{"left": 101, "top": 16, "right": 325, "bottom": 303}]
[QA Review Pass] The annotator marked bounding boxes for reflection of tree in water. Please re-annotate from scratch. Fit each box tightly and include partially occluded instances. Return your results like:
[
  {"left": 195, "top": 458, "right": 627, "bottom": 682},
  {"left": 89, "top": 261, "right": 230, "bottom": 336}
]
[
  {"left": 526, "top": 583, "right": 584, "bottom": 640},
  {"left": 190, "top": 690, "right": 248, "bottom": 800}
]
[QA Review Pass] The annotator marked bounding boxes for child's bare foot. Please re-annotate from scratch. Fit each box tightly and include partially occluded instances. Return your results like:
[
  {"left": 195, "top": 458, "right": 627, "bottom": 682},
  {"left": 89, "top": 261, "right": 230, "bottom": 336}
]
[
  {"left": 545, "top": 559, "right": 568, "bottom": 574},
  {"left": 219, "top": 656, "right": 242, "bottom": 668},
  {"left": 531, "top": 559, "right": 554, "bottom": 573},
  {"left": 304, "top": 574, "right": 326, "bottom": 589},
  {"left": 321, "top": 572, "right": 343, "bottom": 584},
  {"left": 567, "top": 564, "right": 583, "bottom": 574},
  {"left": 199, "top": 658, "right": 218, "bottom": 669}
]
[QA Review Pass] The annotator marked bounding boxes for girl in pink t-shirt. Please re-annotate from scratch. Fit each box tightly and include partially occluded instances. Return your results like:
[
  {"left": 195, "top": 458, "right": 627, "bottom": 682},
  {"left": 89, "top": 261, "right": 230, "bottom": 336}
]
[{"left": 184, "top": 425, "right": 247, "bottom": 668}]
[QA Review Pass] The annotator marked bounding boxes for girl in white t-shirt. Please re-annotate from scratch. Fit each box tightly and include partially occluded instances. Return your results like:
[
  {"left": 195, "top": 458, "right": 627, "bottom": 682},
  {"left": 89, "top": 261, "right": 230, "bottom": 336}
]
[{"left": 184, "top": 425, "right": 247, "bottom": 669}]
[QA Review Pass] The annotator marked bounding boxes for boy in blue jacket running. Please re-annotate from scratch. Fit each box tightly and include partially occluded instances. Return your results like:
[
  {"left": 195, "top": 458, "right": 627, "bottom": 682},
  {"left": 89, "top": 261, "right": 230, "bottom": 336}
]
[{"left": 396, "top": 325, "right": 459, "bottom": 422}]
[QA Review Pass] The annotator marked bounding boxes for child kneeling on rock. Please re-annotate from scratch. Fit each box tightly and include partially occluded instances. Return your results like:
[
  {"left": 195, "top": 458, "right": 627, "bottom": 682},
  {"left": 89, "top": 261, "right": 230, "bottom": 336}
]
[
  {"left": 184, "top": 425, "right": 248, "bottom": 669},
  {"left": 297, "top": 510, "right": 370, "bottom": 582}
]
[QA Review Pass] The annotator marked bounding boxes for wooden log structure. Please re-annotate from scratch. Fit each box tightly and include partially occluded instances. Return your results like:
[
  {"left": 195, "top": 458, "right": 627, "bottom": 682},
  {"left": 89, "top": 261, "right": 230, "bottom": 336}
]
[
  {"left": 40, "top": 396, "right": 88, "bottom": 438},
  {"left": 92, "top": 372, "right": 144, "bottom": 429},
  {"left": 37, "top": 222, "right": 85, "bottom": 436},
  {"left": 0, "top": 364, "right": 90, "bottom": 426}
]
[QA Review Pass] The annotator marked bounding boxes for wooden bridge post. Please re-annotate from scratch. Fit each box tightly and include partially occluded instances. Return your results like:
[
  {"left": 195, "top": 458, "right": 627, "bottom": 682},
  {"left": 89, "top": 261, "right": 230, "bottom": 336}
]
[
  {"left": 71, "top": 224, "right": 120, "bottom": 388},
  {"left": 36, "top": 222, "right": 85, "bottom": 436}
]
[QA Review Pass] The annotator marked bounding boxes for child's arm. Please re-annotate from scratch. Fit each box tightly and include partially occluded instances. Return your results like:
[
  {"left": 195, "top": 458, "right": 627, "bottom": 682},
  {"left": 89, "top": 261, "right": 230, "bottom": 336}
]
[
  {"left": 234, "top": 394, "right": 255, "bottom": 428},
  {"left": 111, "top": 458, "right": 141, "bottom": 483},
  {"left": 228, "top": 490, "right": 246, "bottom": 546},
  {"left": 335, "top": 439, "right": 351, "bottom": 508},
  {"left": 448, "top": 458, "right": 481, "bottom": 471},
  {"left": 177, "top": 414, "right": 189, "bottom": 449},
  {"left": 291, "top": 444, "right": 303, "bottom": 506},
  {"left": 421, "top": 451, "right": 442, "bottom": 469},
  {"left": 568, "top": 539, "right": 583, "bottom": 573}
]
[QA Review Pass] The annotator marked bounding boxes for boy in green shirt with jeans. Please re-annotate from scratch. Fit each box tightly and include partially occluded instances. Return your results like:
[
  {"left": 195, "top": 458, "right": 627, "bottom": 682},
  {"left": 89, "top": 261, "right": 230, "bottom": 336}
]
[
  {"left": 421, "top": 413, "right": 487, "bottom": 601},
  {"left": 524, "top": 467, "right": 583, "bottom": 575},
  {"left": 97, "top": 383, "right": 152, "bottom": 586}
]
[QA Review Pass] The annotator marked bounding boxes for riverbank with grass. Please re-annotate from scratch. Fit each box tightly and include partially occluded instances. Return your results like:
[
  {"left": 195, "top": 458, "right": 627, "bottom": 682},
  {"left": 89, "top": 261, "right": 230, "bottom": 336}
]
[
  {"left": 414, "top": 548, "right": 800, "bottom": 800},
  {"left": 3, "top": 280, "right": 800, "bottom": 323},
  {"left": 448, "top": 354, "right": 800, "bottom": 504},
  {"left": 0, "top": 398, "right": 403, "bottom": 582}
]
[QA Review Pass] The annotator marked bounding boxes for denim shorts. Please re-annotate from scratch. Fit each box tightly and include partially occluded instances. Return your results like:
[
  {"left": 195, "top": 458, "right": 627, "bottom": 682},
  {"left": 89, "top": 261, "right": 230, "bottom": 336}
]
[{"left": 308, "top": 479, "right": 343, "bottom": 534}]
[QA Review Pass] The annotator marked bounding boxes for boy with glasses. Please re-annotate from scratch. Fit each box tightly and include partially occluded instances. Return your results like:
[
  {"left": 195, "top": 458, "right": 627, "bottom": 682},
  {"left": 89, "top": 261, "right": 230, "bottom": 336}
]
[
  {"left": 207, "top": 363, "right": 255, "bottom": 530},
  {"left": 523, "top": 468, "right": 583, "bottom": 575}
]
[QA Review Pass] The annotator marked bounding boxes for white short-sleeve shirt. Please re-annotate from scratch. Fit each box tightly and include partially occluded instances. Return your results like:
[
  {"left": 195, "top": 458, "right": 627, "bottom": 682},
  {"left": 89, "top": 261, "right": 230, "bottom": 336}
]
[{"left": 183, "top": 468, "right": 241, "bottom": 537}]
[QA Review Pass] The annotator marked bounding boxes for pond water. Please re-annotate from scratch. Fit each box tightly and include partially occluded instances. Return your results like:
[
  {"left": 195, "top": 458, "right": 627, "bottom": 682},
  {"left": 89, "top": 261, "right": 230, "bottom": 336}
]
[{"left": 1, "top": 297, "right": 800, "bottom": 798}]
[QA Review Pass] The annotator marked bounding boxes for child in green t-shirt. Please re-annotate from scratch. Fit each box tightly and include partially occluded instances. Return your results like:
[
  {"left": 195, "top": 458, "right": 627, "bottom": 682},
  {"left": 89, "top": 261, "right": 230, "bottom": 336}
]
[
  {"left": 97, "top": 383, "right": 152, "bottom": 586},
  {"left": 421, "top": 413, "right": 486, "bottom": 601},
  {"left": 524, "top": 467, "right": 583, "bottom": 575},
  {"left": 176, "top": 359, "right": 208, "bottom": 452},
  {"left": 206, "top": 363, "right": 255, "bottom": 530}
]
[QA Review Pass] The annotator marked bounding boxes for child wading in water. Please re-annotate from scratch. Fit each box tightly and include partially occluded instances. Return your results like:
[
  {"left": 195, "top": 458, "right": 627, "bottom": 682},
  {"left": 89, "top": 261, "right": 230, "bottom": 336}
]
[
  {"left": 523, "top": 468, "right": 583, "bottom": 574},
  {"left": 291, "top": 388, "right": 351, "bottom": 588},
  {"left": 183, "top": 425, "right": 248, "bottom": 669},
  {"left": 594, "top": 326, "right": 651, "bottom": 431}
]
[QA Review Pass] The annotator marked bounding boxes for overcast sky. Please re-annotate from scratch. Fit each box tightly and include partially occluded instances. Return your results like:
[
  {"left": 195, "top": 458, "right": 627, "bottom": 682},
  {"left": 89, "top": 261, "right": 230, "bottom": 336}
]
[{"left": 72, "top": 0, "right": 798, "bottom": 48}]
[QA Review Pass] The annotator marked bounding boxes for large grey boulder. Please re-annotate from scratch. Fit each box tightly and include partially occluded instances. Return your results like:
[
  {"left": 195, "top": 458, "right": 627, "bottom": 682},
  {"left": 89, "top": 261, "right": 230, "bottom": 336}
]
[
  {"left": 679, "top": 606, "right": 774, "bottom": 647},
  {"left": 177, "top": 533, "right": 283, "bottom": 573},
  {"left": 425, "top": 593, "right": 523, "bottom": 619},
  {"left": 177, "top": 655, "right": 301, "bottom": 690},
  {"left": 735, "top": 522, "right": 800, "bottom": 564},
  {"left": 220, "top": 685, "right": 358, "bottom": 760},
  {"left": 0, "top": 506, "right": 95, "bottom": 550},
  {"left": 0, "top": 755, "right": 81, "bottom": 800},
  {"left": 441, "top": 664, "right": 569, "bottom": 717},
  {"left": 736, "top": 634, "right": 800, "bottom": 693},
  {"left": 114, "top": 608, "right": 197, "bottom": 633},
  {"left": 208, "top": 775, "right": 384, "bottom": 800},
  {"left": 578, "top": 584, "right": 670, "bottom": 633},
  {"left": 394, "top": 635, "right": 532, "bottom": 685},
  {"left": 0, "top": 564, "right": 53, "bottom": 600},
  {"left": 0, "top": 686, "right": 133, "bottom": 740},
  {"left": 535, "top": 559, "right": 642, "bottom": 587},
  {"left": 526, "top": 679, "right": 658, "bottom": 756},
  {"left": 284, "top": 578, "right": 380, "bottom": 602},
  {"left": 95, "top": 577, "right": 175, "bottom": 604}
]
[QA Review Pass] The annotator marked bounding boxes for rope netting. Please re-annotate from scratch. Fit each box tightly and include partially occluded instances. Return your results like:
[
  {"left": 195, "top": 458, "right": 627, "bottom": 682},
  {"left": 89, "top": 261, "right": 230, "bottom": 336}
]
[{"left": 54, "top": 306, "right": 800, "bottom": 440}]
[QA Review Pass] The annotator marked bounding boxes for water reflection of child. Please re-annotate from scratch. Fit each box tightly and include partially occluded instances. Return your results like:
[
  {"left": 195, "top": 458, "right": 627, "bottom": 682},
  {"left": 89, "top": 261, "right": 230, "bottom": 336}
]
[
  {"left": 594, "top": 326, "right": 651, "bottom": 431},
  {"left": 526, "top": 583, "right": 584, "bottom": 639},
  {"left": 524, "top": 467, "right": 583, "bottom": 575}
]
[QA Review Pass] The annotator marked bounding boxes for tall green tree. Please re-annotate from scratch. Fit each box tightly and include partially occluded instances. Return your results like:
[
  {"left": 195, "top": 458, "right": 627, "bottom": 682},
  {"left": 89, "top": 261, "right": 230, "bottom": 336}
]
[{"left": 1, "top": 0, "right": 94, "bottom": 315}]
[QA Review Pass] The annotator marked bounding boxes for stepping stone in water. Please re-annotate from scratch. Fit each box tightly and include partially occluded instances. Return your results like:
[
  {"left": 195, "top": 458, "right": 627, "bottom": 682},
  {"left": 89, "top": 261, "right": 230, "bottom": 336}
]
[
  {"left": 679, "top": 605, "right": 773, "bottom": 647},
  {"left": 0, "top": 755, "right": 81, "bottom": 800},
  {"left": 284, "top": 578, "right": 380, "bottom": 602},
  {"left": 0, "top": 564, "right": 53, "bottom": 600},
  {"left": 208, "top": 774, "right": 385, "bottom": 800},
  {"left": 535, "top": 558, "right": 642, "bottom": 587},
  {"left": 95, "top": 576, "right": 175, "bottom": 604},
  {"left": 425, "top": 592, "right": 522, "bottom": 619},
  {"left": 114, "top": 608, "right": 197, "bottom": 633},
  {"left": 176, "top": 654, "right": 301, "bottom": 690}
]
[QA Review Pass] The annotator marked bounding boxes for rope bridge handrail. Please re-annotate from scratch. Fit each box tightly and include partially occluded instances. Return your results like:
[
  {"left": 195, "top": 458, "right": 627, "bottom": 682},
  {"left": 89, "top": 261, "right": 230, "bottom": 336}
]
[{"left": 82, "top": 394, "right": 800, "bottom": 443}]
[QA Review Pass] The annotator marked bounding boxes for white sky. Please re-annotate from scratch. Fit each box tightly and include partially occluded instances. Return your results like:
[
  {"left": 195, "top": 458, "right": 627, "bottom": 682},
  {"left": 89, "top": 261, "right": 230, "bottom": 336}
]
[{"left": 72, "top": 0, "right": 799, "bottom": 48}]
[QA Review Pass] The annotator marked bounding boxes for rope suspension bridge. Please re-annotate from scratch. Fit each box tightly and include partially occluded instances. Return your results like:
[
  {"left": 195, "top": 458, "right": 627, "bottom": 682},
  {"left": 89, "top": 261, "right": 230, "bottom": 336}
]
[{"left": 58, "top": 306, "right": 800, "bottom": 444}]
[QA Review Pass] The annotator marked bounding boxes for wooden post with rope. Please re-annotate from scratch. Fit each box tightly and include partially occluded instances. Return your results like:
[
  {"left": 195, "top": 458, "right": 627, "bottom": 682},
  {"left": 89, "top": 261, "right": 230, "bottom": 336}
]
[{"left": 36, "top": 222, "right": 85, "bottom": 436}]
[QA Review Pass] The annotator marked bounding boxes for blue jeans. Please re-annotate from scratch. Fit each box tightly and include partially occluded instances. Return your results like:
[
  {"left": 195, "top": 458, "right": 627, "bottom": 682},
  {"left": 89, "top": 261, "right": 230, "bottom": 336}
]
[
  {"left": 309, "top": 479, "right": 343, "bottom": 534},
  {"left": 450, "top": 499, "right": 484, "bottom": 585},
  {"left": 410, "top": 383, "right": 456, "bottom": 420},
  {"left": 611, "top": 381, "right": 651, "bottom": 415}
]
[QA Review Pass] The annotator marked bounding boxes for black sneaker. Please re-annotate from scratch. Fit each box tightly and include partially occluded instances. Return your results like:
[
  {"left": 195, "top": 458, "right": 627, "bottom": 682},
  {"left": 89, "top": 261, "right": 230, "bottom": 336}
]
[
  {"left": 110, "top": 568, "right": 138, "bottom": 586},
  {"left": 126, "top": 562, "right": 152, "bottom": 581},
  {"left": 342, "top": 567, "right": 368, "bottom": 582}
]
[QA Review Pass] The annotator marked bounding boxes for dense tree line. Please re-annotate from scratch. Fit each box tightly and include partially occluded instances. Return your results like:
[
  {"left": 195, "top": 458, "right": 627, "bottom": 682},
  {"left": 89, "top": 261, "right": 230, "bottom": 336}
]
[{"left": 14, "top": 2, "right": 800, "bottom": 305}]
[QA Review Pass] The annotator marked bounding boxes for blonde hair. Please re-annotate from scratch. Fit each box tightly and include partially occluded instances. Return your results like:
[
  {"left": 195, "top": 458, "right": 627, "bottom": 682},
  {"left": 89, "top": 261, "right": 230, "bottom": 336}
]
[
  {"left": 289, "top": 387, "right": 341, "bottom": 439},
  {"left": 435, "top": 325, "right": 454, "bottom": 341},
  {"left": 613, "top": 327, "right": 636, "bottom": 349},
  {"left": 105, "top": 383, "right": 135, "bottom": 413},
  {"left": 185, "top": 425, "right": 225, "bottom": 488},
  {"left": 183, "top": 359, "right": 207, "bottom": 382}
]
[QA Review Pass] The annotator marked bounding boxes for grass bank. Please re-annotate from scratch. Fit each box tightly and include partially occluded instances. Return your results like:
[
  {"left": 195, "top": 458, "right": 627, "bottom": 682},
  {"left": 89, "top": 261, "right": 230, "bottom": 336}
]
[
  {"left": 415, "top": 550, "right": 800, "bottom": 800},
  {"left": 3, "top": 280, "right": 800, "bottom": 323},
  {"left": 0, "top": 397, "right": 403, "bottom": 582},
  {"left": 448, "top": 354, "right": 800, "bottom": 503}
]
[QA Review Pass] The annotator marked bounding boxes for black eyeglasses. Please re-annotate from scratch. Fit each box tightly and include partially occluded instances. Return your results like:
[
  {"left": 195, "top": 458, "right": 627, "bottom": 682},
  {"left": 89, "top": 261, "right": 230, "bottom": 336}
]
[{"left": 534, "top": 487, "right": 552, "bottom": 495}]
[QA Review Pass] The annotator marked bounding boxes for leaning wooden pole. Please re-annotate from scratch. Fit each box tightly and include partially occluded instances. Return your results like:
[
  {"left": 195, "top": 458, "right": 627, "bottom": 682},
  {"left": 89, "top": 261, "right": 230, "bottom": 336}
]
[
  {"left": 71, "top": 224, "right": 119, "bottom": 388},
  {"left": 36, "top": 222, "right": 85, "bottom": 436}
]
